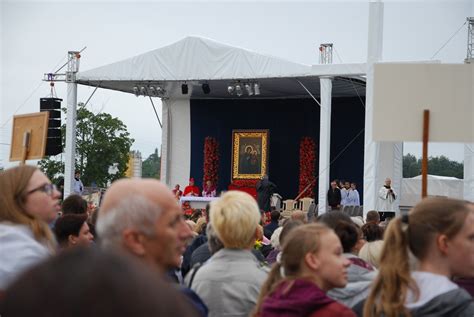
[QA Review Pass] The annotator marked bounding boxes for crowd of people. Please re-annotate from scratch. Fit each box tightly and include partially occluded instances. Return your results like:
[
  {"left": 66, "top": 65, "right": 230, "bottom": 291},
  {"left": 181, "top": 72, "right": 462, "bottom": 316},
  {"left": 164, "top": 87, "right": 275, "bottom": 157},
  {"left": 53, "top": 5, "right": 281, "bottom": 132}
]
[{"left": 1, "top": 165, "right": 474, "bottom": 317}]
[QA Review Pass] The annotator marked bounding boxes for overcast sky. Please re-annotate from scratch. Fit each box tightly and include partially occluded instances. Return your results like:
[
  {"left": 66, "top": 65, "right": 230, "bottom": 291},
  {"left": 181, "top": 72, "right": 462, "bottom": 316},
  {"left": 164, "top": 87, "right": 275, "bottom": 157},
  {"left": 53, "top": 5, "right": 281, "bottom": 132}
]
[{"left": 1, "top": 0, "right": 473, "bottom": 168}]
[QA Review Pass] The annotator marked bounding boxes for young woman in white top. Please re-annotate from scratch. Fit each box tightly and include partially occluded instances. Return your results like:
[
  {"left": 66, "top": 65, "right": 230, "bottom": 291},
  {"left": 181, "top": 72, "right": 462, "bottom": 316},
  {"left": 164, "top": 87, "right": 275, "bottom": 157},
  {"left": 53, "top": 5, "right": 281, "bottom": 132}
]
[{"left": 0, "top": 165, "right": 61, "bottom": 290}]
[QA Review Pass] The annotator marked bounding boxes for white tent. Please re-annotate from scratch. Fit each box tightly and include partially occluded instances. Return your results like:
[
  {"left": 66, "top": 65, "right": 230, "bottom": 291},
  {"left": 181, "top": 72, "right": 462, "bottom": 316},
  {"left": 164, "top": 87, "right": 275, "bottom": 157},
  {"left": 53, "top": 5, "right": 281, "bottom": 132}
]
[
  {"left": 401, "top": 175, "right": 464, "bottom": 207},
  {"left": 78, "top": 36, "right": 312, "bottom": 84},
  {"left": 77, "top": 36, "right": 366, "bottom": 99},
  {"left": 74, "top": 36, "right": 371, "bottom": 214}
]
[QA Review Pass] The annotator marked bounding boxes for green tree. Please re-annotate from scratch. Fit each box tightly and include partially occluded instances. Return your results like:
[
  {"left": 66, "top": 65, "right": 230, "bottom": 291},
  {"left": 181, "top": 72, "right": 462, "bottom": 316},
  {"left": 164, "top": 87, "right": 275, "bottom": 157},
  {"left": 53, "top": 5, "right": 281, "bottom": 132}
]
[
  {"left": 402, "top": 153, "right": 421, "bottom": 178},
  {"left": 39, "top": 103, "right": 134, "bottom": 187},
  {"left": 38, "top": 159, "right": 64, "bottom": 184},
  {"left": 403, "top": 154, "right": 463, "bottom": 178},
  {"left": 142, "top": 148, "right": 161, "bottom": 179}
]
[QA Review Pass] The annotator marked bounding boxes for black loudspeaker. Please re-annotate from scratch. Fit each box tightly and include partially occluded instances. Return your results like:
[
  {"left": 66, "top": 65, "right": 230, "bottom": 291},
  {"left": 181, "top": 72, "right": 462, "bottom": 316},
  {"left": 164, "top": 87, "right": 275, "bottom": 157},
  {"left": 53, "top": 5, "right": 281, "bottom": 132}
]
[
  {"left": 202, "top": 83, "right": 210, "bottom": 94},
  {"left": 181, "top": 84, "right": 188, "bottom": 94},
  {"left": 40, "top": 98, "right": 63, "bottom": 156}
]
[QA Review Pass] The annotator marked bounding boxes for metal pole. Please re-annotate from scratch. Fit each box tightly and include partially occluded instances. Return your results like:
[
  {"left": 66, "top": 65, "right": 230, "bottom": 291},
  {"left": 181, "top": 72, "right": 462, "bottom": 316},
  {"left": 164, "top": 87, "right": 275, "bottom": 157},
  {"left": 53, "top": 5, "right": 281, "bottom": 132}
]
[
  {"left": 363, "top": 1, "right": 384, "bottom": 216},
  {"left": 64, "top": 51, "right": 80, "bottom": 198},
  {"left": 463, "top": 143, "right": 474, "bottom": 202},
  {"left": 318, "top": 76, "right": 333, "bottom": 215}
]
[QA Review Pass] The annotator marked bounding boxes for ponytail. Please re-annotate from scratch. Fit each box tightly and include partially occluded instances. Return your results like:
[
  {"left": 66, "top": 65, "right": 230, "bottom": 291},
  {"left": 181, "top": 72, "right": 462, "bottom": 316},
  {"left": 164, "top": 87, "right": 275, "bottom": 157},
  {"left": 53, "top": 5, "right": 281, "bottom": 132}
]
[
  {"left": 364, "top": 198, "right": 472, "bottom": 317},
  {"left": 363, "top": 217, "right": 417, "bottom": 317},
  {"left": 252, "top": 262, "right": 284, "bottom": 317}
]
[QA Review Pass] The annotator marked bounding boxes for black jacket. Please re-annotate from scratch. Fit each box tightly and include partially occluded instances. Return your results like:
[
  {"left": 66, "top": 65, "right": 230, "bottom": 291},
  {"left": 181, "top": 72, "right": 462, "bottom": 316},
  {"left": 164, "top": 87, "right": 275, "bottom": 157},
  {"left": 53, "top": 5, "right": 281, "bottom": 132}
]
[
  {"left": 256, "top": 179, "right": 276, "bottom": 212},
  {"left": 327, "top": 187, "right": 341, "bottom": 207}
]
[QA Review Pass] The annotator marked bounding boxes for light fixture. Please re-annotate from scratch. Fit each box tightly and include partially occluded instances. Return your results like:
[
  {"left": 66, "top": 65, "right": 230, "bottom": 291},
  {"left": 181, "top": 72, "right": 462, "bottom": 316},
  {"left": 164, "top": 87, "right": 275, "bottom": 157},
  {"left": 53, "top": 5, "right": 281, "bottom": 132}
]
[
  {"left": 149, "top": 86, "right": 157, "bottom": 96},
  {"left": 140, "top": 86, "right": 147, "bottom": 96},
  {"left": 254, "top": 83, "right": 260, "bottom": 95},
  {"left": 235, "top": 84, "right": 243, "bottom": 97},
  {"left": 181, "top": 83, "right": 188, "bottom": 94},
  {"left": 245, "top": 83, "right": 253, "bottom": 96},
  {"left": 202, "top": 83, "right": 210, "bottom": 94},
  {"left": 227, "top": 85, "right": 235, "bottom": 95},
  {"left": 133, "top": 86, "right": 139, "bottom": 97}
]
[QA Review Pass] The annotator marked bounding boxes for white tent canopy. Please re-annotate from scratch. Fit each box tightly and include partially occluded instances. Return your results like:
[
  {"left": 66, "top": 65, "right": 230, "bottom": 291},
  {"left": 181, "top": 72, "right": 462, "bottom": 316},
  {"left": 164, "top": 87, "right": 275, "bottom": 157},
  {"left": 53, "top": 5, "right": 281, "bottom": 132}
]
[
  {"left": 68, "top": 34, "right": 375, "bottom": 215},
  {"left": 78, "top": 36, "right": 313, "bottom": 82},
  {"left": 72, "top": 36, "right": 371, "bottom": 215},
  {"left": 56, "top": 24, "right": 401, "bottom": 221},
  {"left": 401, "top": 175, "right": 463, "bottom": 207},
  {"left": 76, "top": 36, "right": 366, "bottom": 99}
]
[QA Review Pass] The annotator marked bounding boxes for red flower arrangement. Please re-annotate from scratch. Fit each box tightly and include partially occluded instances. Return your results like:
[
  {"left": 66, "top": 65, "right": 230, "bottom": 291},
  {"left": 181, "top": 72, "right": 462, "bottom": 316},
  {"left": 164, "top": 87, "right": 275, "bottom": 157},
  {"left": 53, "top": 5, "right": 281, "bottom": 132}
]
[
  {"left": 231, "top": 179, "right": 258, "bottom": 187},
  {"left": 203, "top": 137, "right": 219, "bottom": 186},
  {"left": 299, "top": 137, "right": 316, "bottom": 198}
]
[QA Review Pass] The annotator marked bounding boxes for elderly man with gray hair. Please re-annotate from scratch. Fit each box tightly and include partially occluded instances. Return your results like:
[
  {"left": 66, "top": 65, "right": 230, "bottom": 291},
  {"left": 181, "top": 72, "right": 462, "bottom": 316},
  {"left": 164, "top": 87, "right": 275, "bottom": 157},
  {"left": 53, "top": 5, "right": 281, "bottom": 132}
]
[{"left": 96, "top": 178, "right": 207, "bottom": 316}]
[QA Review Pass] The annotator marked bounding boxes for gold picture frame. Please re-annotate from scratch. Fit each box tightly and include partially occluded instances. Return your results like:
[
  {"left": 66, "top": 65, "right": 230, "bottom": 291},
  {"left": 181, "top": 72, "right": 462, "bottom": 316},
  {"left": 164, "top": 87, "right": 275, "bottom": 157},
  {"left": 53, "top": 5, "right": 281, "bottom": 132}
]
[{"left": 231, "top": 130, "right": 269, "bottom": 180}]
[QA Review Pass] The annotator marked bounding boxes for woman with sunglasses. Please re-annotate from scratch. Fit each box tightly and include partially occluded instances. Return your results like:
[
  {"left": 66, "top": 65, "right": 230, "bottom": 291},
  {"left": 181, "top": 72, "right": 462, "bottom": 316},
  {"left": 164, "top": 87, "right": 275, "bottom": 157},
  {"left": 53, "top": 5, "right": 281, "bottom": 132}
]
[{"left": 0, "top": 165, "right": 61, "bottom": 291}]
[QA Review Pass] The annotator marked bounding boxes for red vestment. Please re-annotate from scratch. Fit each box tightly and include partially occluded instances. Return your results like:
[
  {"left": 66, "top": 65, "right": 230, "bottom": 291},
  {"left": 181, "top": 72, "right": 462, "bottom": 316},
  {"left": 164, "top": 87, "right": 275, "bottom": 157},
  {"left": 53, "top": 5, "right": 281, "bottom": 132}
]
[{"left": 183, "top": 185, "right": 200, "bottom": 196}]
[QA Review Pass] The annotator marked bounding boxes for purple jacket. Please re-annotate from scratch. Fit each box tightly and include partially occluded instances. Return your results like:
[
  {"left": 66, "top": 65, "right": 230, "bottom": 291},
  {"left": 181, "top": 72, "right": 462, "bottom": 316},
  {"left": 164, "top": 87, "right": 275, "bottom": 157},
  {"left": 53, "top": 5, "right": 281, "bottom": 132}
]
[{"left": 260, "top": 279, "right": 334, "bottom": 317}]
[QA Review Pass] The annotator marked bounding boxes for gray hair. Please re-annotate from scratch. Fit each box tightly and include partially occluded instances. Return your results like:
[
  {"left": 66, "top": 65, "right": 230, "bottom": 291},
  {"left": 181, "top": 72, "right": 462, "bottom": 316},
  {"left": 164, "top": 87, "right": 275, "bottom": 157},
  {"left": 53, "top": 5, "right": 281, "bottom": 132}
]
[
  {"left": 206, "top": 222, "right": 224, "bottom": 255},
  {"left": 97, "top": 196, "right": 163, "bottom": 250}
]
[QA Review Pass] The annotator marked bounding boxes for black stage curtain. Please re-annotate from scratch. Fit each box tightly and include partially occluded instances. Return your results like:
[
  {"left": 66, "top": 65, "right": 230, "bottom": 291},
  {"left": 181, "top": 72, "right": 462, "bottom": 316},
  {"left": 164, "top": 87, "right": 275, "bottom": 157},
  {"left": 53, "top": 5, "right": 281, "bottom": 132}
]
[
  {"left": 190, "top": 97, "right": 365, "bottom": 204},
  {"left": 329, "top": 97, "right": 366, "bottom": 205}
]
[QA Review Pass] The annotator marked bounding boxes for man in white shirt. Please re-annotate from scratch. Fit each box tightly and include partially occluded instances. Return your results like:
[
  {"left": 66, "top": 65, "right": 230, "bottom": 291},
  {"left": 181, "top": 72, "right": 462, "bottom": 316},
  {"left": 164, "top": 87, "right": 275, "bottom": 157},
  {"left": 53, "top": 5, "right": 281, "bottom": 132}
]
[
  {"left": 340, "top": 181, "right": 351, "bottom": 206},
  {"left": 346, "top": 182, "right": 360, "bottom": 206},
  {"left": 73, "top": 171, "right": 84, "bottom": 196},
  {"left": 378, "top": 178, "right": 397, "bottom": 212}
]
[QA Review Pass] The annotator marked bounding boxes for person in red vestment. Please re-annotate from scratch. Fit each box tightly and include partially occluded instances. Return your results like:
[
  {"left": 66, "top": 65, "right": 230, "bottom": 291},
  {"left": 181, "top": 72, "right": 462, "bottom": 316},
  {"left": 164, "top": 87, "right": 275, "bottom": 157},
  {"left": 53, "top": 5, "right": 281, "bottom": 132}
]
[
  {"left": 172, "top": 184, "right": 183, "bottom": 200},
  {"left": 183, "top": 178, "right": 200, "bottom": 197}
]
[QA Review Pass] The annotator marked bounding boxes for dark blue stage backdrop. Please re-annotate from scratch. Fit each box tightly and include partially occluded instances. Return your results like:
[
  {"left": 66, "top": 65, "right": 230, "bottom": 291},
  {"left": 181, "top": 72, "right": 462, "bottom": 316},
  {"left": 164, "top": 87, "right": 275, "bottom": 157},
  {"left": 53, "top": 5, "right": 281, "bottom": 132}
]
[{"left": 190, "top": 97, "right": 365, "bottom": 205}]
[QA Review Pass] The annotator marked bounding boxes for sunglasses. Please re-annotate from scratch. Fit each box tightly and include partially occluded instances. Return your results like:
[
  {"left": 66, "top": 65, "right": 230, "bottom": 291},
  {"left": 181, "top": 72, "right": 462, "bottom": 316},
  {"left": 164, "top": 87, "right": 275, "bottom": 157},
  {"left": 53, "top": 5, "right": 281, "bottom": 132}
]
[{"left": 26, "top": 183, "right": 58, "bottom": 196}]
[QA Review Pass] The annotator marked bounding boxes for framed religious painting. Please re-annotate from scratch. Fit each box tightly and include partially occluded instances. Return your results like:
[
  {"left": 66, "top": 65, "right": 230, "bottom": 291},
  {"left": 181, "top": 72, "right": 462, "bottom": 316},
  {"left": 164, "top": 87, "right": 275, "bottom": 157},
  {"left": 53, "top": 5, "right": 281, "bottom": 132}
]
[{"left": 231, "top": 130, "right": 269, "bottom": 180}]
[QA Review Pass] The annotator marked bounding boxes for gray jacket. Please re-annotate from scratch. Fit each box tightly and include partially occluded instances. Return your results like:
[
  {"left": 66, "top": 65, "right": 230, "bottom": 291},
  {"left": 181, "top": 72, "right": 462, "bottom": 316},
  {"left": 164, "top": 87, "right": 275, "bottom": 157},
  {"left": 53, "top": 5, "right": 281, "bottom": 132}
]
[
  {"left": 327, "top": 253, "right": 377, "bottom": 308},
  {"left": 189, "top": 248, "right": 269, "bottom": 317},
  {"left": 353, "top": 288, "right": 474, "bottom": 317}
]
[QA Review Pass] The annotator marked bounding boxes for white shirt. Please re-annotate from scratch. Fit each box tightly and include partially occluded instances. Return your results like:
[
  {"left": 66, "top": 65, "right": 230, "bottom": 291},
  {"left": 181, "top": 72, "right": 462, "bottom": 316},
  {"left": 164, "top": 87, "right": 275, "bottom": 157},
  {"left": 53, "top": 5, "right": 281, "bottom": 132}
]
[
  {"left": 406, "top": 271, "right": 458, "bottom": 309},
  {"left": 0, "top": 223, "right": 52, "bottom": 290},
  {"left": 73, "top": 178, "right": 84, "bottom": 195},
  {"left": 341, "top": 188, "right": 350, "bottom": 205},
  {"left": 346, "top": 189, "right": 360, "bottom": 206},
  {"left": 378, "top": 186, "right": 397, "bottom": 211}
]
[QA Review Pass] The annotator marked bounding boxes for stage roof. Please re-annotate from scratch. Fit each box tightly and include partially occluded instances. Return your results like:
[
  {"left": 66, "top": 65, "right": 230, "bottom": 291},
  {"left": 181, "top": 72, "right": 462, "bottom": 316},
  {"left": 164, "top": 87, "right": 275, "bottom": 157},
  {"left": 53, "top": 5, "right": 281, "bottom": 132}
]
[{"left": 76, "top": 36, "right": 366, "bottom": 99}]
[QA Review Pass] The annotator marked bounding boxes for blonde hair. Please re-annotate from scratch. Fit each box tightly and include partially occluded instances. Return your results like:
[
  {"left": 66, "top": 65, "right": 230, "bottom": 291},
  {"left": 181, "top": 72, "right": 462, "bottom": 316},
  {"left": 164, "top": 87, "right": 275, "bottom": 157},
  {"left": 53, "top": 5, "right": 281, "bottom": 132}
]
[
  {"left": 358, "top": 240, "right": 384, "bottom": 268},
  {"left": 194, "top": 217, "right": 207, "bottom": 234},
  {"left": 0, "top": 166, "right": 56, "bottom": 248},
  {"left": 210, "top": 191, "right": 261, "bottom": 249},
  {"left": 253, "top": 223, "right": 332, "bottom": 316},
  {"left": 363, "top": 197, "right": 472, "bottom": 317}
]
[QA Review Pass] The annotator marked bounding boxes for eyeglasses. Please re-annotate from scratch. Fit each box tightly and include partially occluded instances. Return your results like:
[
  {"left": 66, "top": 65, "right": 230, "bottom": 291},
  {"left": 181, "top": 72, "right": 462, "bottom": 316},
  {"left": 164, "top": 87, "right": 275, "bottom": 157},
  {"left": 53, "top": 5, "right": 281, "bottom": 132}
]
[{"left": 26, "top": 183, "right": 58, "bottom": 196}]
